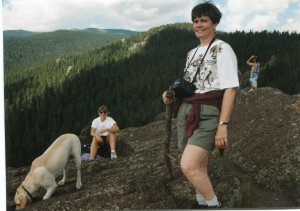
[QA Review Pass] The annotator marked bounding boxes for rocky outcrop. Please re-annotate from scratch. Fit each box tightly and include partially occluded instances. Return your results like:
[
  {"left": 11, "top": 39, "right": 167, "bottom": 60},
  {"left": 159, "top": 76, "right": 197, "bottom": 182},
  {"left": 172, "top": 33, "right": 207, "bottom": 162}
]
[
  {"left": 6, "top": 87, "right": 300, "bottom": 210},
  {"left": 228, "top": 87, "right": 300, "bottom": 206}
]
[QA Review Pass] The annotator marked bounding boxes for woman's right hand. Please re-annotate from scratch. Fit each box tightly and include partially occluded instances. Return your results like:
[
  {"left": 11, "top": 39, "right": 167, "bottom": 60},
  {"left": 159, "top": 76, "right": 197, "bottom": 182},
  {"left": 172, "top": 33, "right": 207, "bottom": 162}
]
[
  {"left": 162, "top": 91, "right": 174, "bottom": 105},
  {"left": 95, "top": 134, "right": 103, "bottom": 143}
]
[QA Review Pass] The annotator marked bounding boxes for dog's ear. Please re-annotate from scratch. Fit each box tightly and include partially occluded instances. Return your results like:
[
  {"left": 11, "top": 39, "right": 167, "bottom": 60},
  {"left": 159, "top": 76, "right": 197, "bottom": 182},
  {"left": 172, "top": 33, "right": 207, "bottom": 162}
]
[
  {"left": 19, "top": 194, "right": 28, "bottom": 209},
  {"left": 16, "top": 195, "right": 28, "bottom": 210},
  {"left": 14, "top": 188, "right": 21, "bottom": 206},
  {"left": 14, "top": 194, "right": 21, "bottom": 210},
  {"left": 15, "top": 187, "right": 28, "bottom": 210}
]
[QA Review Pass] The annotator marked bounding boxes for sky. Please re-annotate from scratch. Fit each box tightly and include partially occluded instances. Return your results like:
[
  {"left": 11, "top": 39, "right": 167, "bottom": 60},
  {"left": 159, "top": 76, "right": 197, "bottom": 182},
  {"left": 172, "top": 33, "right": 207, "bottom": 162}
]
[{"left": 2, "top": 0, "right": 300, "bottom": 33}]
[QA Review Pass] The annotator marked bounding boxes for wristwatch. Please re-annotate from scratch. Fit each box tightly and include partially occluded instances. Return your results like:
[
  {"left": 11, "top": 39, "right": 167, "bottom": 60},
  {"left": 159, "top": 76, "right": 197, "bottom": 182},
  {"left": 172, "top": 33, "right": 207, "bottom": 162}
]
[{"left": 219, "top": 121, "right": 228, "bottom": 125}]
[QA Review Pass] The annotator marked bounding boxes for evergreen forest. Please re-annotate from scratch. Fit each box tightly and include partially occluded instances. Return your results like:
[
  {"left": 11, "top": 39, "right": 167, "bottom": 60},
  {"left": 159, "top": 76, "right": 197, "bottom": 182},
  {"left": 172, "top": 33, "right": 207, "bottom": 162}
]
[
  {"left": 4, "top": 28, "right": 137, "bottom": 72},
  {"left": 4, "top": 23, "right": 300, "bottom": 167}
]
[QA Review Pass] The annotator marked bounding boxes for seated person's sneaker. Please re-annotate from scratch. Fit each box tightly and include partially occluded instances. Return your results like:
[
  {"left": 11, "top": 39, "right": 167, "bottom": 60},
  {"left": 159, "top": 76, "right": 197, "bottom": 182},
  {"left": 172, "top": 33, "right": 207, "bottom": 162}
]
[{"left": 111, "top": 151, "right": 117, "bottom": 159}]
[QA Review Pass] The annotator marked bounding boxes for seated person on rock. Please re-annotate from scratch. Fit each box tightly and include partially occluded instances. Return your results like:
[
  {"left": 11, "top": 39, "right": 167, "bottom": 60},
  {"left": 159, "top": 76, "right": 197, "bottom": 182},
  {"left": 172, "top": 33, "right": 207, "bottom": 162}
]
[{"left": 90, "top": 105, "right": 119, "bottom": 159}]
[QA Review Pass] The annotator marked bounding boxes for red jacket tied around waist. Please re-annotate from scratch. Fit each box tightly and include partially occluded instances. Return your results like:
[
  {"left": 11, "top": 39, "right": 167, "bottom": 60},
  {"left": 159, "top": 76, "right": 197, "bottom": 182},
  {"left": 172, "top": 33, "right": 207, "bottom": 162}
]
[{"left": 173, "top": 90, "right": 225, "bottom": 138}]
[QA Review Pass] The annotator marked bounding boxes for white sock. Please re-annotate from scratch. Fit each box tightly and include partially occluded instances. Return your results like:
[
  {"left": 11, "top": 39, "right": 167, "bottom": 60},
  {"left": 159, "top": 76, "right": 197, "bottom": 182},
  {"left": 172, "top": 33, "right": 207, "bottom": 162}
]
[
  {"left": 206, "top": 195, "right": 219, "bottom": 207},
  {"left": 196, "top": 194, "right": 207, "bottom": 205},
  {"left": 111, "top": 150, "right": 115, "bottom": 153}
]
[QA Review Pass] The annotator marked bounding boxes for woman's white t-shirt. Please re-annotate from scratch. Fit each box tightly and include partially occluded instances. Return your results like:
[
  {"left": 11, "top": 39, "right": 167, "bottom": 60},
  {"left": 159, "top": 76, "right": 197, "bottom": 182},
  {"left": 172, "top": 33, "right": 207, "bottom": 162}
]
[
  {"left": 91, "top": 116, "right": 116, "bottom": 136},
  {"left": 183, "top": 39, "right": 239, "bottom": 94}
]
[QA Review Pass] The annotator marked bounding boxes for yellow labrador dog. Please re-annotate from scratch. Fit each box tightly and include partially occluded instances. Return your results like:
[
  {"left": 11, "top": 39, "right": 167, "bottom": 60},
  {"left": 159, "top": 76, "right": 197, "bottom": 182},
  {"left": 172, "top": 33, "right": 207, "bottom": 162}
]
[{"left": 14, "top": 133, "right": 82, "bottom": 209}]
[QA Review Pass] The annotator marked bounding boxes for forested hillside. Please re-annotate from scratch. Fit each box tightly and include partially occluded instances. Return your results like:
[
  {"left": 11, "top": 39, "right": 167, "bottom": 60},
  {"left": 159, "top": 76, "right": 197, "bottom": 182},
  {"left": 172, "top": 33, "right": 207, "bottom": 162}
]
[
  {"left": 4, "top": 23, "right": 300, "bottom": 167},
  {"left": 3, "top": 29, "right": 37, "bottom": 37},
  {"left": 3, "top": 28, "right": 137, "bottom": 72}
]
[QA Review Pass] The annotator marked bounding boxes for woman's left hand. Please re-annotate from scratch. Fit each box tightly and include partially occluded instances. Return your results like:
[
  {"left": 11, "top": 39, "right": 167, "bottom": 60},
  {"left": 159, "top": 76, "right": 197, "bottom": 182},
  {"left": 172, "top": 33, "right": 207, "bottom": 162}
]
[
  {"left": 100, "top": 128, "right": 108, "bottom": 134},
  {"left": 215, "top": 125, "right": 229, "bottom": 149}
]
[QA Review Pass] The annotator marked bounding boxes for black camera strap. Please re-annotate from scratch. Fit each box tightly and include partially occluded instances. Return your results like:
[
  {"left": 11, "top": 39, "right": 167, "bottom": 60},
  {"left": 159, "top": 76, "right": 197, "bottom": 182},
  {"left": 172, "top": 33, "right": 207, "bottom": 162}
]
[
  {"left": 185, "top": 45, "right": 200, "bottom": 71},
  {"left": 185, "top": 37, "right": 216, "bottom": 84}
]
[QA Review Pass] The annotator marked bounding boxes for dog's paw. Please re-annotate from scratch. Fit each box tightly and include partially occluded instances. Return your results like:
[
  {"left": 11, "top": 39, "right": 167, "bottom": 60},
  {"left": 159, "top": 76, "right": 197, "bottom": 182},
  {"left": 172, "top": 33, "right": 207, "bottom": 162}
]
[
  {"left": 58, "top": 180, "right": 65, "bottom": 186},
  {"left": 76, "top": 182, "right": 82, "bottom": 189}
]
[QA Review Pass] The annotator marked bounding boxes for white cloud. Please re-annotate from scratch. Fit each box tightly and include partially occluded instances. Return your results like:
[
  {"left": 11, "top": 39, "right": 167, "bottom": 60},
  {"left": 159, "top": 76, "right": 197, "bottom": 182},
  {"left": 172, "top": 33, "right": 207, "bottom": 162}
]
[
  {"left": 2, "top": 0, "right": 300, "bottom": 32},
  {"left": 219, "top": 0, "right": 299, "bottom": 32},
  {"left": 245, "top": 13, "right": 279, "bottom": 31},
  {"left": 2, "top": 0, "right": 197, "bottom": 31},
  {"left": 279, "top": 2, "right": 300, "bottom": 32},
  {"left": 92, "top": 0, "right": 196, "bottom": 30},
  {"left": 2, "top": 0, "right": 105, "bottom": 31},
  {"left": 226, "top": 0, "right": 289, "bottom": 15}
]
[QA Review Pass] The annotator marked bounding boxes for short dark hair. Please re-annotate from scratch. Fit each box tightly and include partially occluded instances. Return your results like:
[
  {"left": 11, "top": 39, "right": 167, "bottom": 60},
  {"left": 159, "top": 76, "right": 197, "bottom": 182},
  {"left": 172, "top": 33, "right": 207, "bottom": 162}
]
[
  {"left": 191, "top": 1, "right": 222, "bottom": 24},
  {"left": 98, "top": 105, "right": 108, "bottom": 114}
]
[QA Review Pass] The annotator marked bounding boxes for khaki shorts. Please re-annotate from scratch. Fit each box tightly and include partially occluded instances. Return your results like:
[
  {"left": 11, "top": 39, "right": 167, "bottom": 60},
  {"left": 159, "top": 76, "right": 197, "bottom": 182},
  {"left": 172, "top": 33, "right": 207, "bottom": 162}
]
[{"left": 177, "top": 102, "right": 220, "bottom": 152}]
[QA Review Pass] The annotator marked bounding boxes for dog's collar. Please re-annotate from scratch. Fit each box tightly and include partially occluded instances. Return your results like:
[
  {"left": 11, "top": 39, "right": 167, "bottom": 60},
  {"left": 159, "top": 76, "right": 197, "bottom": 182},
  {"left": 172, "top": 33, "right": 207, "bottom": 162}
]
[{"left": 22, "top": 186, "right": 38, "bottom": 203}]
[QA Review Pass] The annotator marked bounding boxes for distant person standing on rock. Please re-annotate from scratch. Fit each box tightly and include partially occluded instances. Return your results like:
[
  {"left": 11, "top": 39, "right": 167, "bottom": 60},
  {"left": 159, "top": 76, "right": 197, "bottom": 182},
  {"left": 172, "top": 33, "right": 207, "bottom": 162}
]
[
  {"left": 90, "top": 105, "right": 119, "bottom": 160},
  {"left": 162, "top": 1, "right": 239, "bottom": 209},
  {"left": 246, "top": 55, "right": 260, "bottom": 92}
]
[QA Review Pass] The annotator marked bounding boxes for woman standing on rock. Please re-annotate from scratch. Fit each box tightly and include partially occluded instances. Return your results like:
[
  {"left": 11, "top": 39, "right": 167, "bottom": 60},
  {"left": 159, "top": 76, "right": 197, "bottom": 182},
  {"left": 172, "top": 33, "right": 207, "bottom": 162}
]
[
  {"left": 246, "top": 55, "right": 260, "bottom": 92},
  {"left": 162, "top": 1, "right": 239, "bottom": 209}
]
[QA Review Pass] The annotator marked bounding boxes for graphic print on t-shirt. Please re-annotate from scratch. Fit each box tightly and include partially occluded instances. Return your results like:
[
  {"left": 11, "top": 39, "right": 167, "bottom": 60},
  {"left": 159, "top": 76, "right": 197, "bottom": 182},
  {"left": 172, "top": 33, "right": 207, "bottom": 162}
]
[
  {"left": 184, "top": 44, "right": 221, "bottom": 91},
  {"left": 183, "top": 40, "right": 239, "bottom": 93}
]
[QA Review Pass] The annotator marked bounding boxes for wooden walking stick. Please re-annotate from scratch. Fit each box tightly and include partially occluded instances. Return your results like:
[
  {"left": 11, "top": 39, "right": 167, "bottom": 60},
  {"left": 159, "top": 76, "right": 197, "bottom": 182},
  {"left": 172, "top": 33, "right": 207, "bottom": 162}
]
[{"left": 164, "top": 88, "right": 174, "bottom": 180}]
